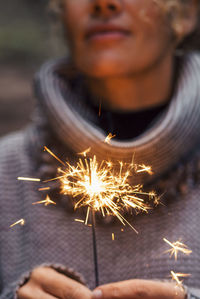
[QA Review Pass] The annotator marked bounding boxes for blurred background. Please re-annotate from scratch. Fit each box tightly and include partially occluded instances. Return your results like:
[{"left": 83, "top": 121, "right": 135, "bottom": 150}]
[{"left": 0, "top": 0, "right": 64, "bottom": 137}]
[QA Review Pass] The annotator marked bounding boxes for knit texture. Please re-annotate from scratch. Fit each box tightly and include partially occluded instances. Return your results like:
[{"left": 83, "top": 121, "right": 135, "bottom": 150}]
[
  {"left": 35, "top": 52, "right": 200, "bottom": 185},
  {"left": 1, "top": 53, "right": 200, "bottom": 298}
]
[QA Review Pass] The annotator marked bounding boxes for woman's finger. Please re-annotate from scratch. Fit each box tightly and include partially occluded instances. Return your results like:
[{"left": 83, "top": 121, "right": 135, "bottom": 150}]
[
  {"left": 31, "top": 267, "right": 91, "bottom": 299},
  {"left": 18, "top": 282, "right": 58, "bottom": 299},
  {"left": 92, "top": 279, "right": 186, "bottom": 299}
]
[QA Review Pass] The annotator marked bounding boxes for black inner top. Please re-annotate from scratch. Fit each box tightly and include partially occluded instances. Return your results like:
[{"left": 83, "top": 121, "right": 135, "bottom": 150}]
[
  {"left": 98, "top": 104, "right": 168, "bottom": 140},
  {"left": 90, "top": 103, "right": 168, "bottom": 140}
]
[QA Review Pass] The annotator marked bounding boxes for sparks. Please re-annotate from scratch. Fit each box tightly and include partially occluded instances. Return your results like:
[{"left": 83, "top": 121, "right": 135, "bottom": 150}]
[
  {"left": 78, "top": 147, "right": 91, "bottom": 157},
  {"left": 10, "top": 218, "right": 25, "bottom": 228},
  {"left": 17, "top": 177, "right": 40, "bottom": 182},
  {"left": 163, "top": 238, "right": 192, "bottom": 260},
  {"left": 58, "top": 155, "right": 157, "bottom": 232},
  {"left": 136, "top": 164, "right": 153, "bottom": 175},
  {"left": 112, "top": 233, "right": 115, "bottom": 241},
  {"left": 32, "top": 195, "right": 56, "bottom": 206},
  {"left": 99, "top": 101, "right": 102, "bottom": 117},
  {"left": 104, "top": 133, "right": 116, "bottom": 144},
  {"left": 44, "top": 146, "right": 65, "bottom": 166},
  {"left": 170, "top": 271, "right": 191, "bottom": 287},
  {"left": 38, "top": 187, "right": 51, "bottom": 191},
  {"left": 75, "top": 219, "right": 84, "bottom": 223}
]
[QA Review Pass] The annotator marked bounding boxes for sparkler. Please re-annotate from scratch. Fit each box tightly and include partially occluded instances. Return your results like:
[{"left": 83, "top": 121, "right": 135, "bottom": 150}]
[
  {"left": 42, "top": 146, "right": 157, "bottom": 286},
  {"left": 59, "top": 156, "right": 157, "bottom": 229},
  {"left": 58, "top": 153, "right": 157, "bottom": 286},
  {"left": 163, "top": 238, "right": 192, "bottom": 260},
  {"left": 10, "top": 218, "right": 25, "bottom": 228},
  {"left": 18, "top": 146, "right": 158, "bottom": 287}
]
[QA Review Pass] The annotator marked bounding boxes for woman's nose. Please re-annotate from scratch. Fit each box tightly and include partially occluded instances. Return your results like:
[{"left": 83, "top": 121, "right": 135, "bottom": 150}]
[{"left": 91, "top": 0, "right": 123, "bottom": 18}]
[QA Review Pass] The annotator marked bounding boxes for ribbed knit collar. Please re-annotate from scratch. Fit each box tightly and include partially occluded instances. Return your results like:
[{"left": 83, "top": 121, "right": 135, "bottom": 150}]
[{"left": 34, "top": 52, "right": 200, "bottom": 185}]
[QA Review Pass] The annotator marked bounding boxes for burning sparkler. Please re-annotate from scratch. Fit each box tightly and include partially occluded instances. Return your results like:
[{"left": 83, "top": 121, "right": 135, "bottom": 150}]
[
  {"left": 58, "top": 155, "right": 157, "bottom": 231},
  {"left": 42, "top": 146, "right": 157, "bottom": 286},
  {"left": 17, "top": 146, "right": 157, "bottom": 287},
  {"left": 10, "top": 218, "right": 25, "bottom": 228},
  {"left": 163, "top": 238, "right": 192, "bottom": 260}
]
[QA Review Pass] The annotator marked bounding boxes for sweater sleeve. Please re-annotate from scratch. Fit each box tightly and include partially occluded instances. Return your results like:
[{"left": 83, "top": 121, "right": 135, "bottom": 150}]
[
  {"left": 0, "top": 264, "right": 87, "bottom": 299},
  {"left": 0, "top": 282, "right": 20, "bottom": 299},
  {"left": 187, "top": 287, "right": 200, "bottom": 298}
]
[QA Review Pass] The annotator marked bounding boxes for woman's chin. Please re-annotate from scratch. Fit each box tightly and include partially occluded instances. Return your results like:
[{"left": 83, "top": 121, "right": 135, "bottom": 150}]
[{"left": 78, "top": 59, "right": 129, "bottom": 78}]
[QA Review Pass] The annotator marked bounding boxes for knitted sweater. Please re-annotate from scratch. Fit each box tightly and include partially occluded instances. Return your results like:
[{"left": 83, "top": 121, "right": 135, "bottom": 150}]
[{"left": 1, "top": 52, "right": 200, "bottom": 298}]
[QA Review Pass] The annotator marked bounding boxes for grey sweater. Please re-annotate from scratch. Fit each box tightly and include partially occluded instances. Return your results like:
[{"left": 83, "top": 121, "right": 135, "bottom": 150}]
[{"left": 1, "top": 53, "right": 200, "bottom": 298}]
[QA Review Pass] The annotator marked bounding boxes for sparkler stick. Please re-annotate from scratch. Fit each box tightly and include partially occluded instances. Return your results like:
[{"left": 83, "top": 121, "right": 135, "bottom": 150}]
[
  {"left": 88, "top": 158, "right": 99, "bottom": 287},
  {"left": 39, "top": 147, "right": 158, "bottom": 285},
  {"left": 92, "top": 209, "right": 99, "bottom": 287}
]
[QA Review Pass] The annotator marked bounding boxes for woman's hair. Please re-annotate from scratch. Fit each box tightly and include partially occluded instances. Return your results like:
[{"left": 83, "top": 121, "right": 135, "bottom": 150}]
[
  {"left": 156, "top": 0, "right": 200, "bottom": 51},
  {"left": 48, "top": 0, "right": 200, "bottom": 51}
]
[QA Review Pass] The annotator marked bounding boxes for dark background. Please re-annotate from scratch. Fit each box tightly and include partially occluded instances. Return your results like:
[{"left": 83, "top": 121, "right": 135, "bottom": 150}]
[{"left": 0, "top": 0, "right": 64, "bottom": 137}]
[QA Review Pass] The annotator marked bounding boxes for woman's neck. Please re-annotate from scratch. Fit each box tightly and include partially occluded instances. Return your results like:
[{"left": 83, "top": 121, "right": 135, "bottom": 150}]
[{"left": 85, "top": 54, "right": 174, "bottom": 112}]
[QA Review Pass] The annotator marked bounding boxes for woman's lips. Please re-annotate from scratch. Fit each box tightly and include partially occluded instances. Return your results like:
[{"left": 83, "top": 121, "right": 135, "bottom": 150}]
[
  {"left": 88, "top": 31, "right": 129, "bottom": 42},
  {"left": 85, "top": 25, "right": 130, "bottom": 42}
]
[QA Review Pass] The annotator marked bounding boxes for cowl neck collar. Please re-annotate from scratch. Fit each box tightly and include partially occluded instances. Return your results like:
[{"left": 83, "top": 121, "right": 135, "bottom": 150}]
[{"left": 34, "top": 52, "right": 200, "bottom": 185}]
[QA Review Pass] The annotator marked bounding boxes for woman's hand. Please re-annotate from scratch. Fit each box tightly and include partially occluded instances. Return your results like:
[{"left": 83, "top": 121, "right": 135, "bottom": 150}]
[
  {"left": 17, "top": 266, "right": 92, "bottom": 299},
  {"left": 92, "top": 279, "right": 186, "bottom": 299}
]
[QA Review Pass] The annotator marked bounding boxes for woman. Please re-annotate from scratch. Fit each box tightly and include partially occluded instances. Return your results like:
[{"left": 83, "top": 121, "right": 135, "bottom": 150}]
[{"left": 0, "top": 0, "right": 200, "bottom": 298}]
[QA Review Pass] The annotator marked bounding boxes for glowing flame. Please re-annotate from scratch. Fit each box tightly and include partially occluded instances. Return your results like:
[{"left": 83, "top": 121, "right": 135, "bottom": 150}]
[
  {"left": 57, "top": 155, "right": 158, "bottom": 232},
  {"left": 40, "top": 147, "right": 159, "bottom": 232}
]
